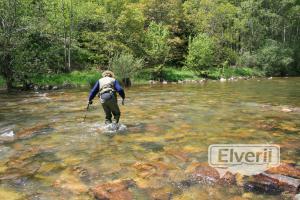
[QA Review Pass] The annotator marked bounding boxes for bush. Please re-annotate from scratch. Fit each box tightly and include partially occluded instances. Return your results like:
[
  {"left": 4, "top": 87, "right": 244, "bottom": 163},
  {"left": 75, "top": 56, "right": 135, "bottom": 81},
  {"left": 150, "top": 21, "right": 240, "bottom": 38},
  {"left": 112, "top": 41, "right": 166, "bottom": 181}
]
[
  {"left": 144, "top": 22, "right": 170, "bottom": 65},
  {"left": 257, "top": 39, "right": 293, "bottom": 76},
  {"left": 185, "top": 34, "right": 215, "bottom": 75},
  {"left": 237, "top": 51, "right": 258, "bottom": 68},
  {"left": 108, "top": 52, "right": 144, "bottom": 85}
]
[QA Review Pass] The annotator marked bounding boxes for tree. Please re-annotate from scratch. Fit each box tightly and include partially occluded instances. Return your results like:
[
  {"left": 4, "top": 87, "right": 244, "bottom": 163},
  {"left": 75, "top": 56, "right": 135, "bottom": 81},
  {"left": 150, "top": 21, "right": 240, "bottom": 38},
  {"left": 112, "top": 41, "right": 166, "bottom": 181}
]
[
  {"left": 257, "top": 39, "right": 294, "bottom": 76},
  {"left": 144, "top": 21, "right": 170, "bottom": 66},
  {"left": 115, "top": 4, "right": 145, "bottom": 57},
  {"left": 0, "top": 0, "right": 24, "bottom": 89},
  {"left": 185, "top": 33, "right": 215, "bottom": 76}
]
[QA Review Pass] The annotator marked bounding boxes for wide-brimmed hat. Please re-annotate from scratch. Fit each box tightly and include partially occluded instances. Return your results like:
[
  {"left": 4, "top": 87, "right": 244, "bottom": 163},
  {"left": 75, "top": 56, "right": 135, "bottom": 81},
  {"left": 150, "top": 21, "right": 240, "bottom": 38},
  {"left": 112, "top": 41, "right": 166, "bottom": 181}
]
[{"left": 102, "top": 70, "right": 115, "bottom": 78}]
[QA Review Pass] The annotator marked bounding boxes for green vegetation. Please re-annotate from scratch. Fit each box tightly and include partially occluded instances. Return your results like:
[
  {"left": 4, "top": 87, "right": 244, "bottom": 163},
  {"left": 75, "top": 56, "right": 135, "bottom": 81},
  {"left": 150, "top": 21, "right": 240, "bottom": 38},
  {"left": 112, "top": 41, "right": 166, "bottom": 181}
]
[
  {"left": 0, "top": 0, "right": 299, "bottom": 90},
  {"left": 29, "top": 71, "right": 100, "bottom": 88},
  {"left": 205, "top": 67, "right": 264, "bottom": 80},
  {"left": 0, "top": 67, "right": 264, "bottom": 88},
  {"left": 0, "top": 76, "right": 5, "bottom": 88},
  {"left": 185, "top": 34, "right": 215, "bottom": 76},
  {"left": 109, "top": 52, "right": 144, "bottom": 86}
]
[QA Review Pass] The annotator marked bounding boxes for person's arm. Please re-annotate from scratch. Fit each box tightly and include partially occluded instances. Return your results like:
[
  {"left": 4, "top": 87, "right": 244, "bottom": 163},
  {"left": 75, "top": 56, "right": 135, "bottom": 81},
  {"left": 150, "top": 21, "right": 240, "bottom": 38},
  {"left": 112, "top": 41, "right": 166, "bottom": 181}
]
[
  {"left": 88, "top": 81, "right": 100, "bottom": 102},
  {"left": 114, "top": 80, "right": 125, "bottom": 99}
]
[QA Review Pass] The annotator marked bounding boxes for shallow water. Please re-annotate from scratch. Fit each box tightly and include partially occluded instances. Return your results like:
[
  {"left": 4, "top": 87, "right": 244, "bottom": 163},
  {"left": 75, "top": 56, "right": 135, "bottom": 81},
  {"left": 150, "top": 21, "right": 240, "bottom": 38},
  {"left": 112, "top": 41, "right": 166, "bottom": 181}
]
[{"left": 0, "top": 77, "right": 299, "bottom": 199}]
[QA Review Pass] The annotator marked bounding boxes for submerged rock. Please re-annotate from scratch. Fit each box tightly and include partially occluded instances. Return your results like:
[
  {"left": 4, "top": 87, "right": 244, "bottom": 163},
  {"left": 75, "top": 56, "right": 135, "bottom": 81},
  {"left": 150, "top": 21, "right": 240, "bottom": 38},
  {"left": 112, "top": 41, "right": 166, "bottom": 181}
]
[
  {"left": 0, "top": 163, "right": 40, "bottom": 181},
  {"left": 244, "top": 173, "right": 283, "bottom": 194},
  {"left": 243, "top": 163, "right": 300, "bottom": 194},
  {"left": 91, "top": 179, "right": 135, "bottom": 200},
  {"left": 184, "top": 163, "right": 236, "bottom": 186},
  {"left": 266, "top": 163, "right": 300, "bottom": 179},
  {"left": 0, "top": 147, "right": 58, "bottom": 181},
  {"left": 53, "top": 168, "right": 89, "bottom": 195},
  {"left": 165, "top": 149, "right": 189, "bottom": 162},
  {"left": 140, "top": 142, "right": 164, "bottom": 152},
  {"left": 16, "top": 124, "right": 54, "bottom": 140},
  {"left": 186, "top": 163, "right": 229, "bottom": 185},
  {"left": 72, "top": 165, "right": 90, "bottom": 183}
]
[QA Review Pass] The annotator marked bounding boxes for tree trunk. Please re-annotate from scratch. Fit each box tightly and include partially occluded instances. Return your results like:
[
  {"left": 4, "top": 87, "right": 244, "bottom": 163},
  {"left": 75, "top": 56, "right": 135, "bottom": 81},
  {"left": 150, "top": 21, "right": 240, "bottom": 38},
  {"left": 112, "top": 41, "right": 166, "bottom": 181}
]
[
  {"left": 62, "top": 0, "right": 67, "bottom": 70},
  {"left": 122, "top": 78, "right": 131, "bottom": 87},
  {"left": 68, "top": 0, "right": 73, "bottom": 72},
  {"left": 3, "top": 54, "right": 14, "bottom": 90},
  {"left": 283, "top": 21, "right": 286, "bottom": 43}
]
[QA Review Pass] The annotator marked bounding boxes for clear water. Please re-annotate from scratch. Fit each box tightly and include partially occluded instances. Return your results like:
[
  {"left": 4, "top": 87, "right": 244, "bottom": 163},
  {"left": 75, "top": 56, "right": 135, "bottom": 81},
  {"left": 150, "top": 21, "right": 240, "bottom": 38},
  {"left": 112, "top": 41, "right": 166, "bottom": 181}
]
[{"left": 0, "top": 77, "right": 299, "bottom": 199}]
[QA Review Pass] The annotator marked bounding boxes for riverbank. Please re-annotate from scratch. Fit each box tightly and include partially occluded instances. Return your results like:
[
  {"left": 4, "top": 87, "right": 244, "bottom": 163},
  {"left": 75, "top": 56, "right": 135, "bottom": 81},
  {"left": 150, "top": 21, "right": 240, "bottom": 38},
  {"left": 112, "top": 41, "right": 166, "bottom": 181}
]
[{"left": 0, "top": 67, "right": 264, "bottom": 90}]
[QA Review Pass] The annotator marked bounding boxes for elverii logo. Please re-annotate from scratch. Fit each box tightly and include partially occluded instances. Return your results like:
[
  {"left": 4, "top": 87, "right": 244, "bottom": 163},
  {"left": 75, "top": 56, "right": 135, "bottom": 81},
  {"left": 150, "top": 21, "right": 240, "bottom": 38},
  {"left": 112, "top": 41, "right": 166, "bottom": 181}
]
[{"left": 208, "top": 144, "right": 280, "bottom": 176}]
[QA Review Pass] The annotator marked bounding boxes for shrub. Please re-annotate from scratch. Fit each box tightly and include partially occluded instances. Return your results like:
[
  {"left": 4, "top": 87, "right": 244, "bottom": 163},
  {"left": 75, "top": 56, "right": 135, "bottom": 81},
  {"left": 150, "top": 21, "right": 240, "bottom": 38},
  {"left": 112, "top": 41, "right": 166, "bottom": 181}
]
[
  {"left": 237, "top": 51, "right": 258, "bottom": 68},
  {"left": 185, "top": 34, "right": 215, "bottom": 75},
  {"left": 108, "top": 52, "right": 144, "bottom": 86}
]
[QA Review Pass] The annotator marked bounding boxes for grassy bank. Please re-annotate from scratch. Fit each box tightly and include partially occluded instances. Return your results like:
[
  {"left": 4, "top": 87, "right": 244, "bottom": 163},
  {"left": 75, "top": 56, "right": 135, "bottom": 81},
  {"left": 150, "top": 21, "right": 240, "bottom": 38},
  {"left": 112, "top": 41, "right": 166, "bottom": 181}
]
[
  {"left": 0, "top": 76, "right": 5, "bottom": 88},
  {"left": 0, "top": 67, "right": 264, "bottom": 89},
  {"left": 30, "top": 70, "right": 100, "bottom": 88},
  {"left": 134, "top": 66, "right": 264, "bottom": 82}
]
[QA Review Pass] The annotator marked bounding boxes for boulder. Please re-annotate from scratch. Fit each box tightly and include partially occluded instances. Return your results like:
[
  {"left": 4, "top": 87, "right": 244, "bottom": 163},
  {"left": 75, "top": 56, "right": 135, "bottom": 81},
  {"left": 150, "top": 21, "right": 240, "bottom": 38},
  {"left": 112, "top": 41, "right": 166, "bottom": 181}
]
[
  {"left": 91, "top": 179, "right": 135, "bottom": 200},
  {"left": 244, "top": 173, "right": 282, "bottom": 194},
  {"left": 266, "top": 163, "right": 300, "bottom": 179},
  {"left": 243, "top": 164, "right": 300, "bottom": 194}
]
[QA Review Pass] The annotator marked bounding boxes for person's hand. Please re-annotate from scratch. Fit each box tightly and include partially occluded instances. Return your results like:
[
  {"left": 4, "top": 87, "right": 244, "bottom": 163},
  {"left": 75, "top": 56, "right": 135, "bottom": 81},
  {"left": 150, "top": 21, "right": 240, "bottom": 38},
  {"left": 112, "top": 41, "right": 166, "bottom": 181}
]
[
  {"left": 122, "top": 99, "right": 125, "bottom": 105},
  {"left": 88, "top": 100, "right": 93, "bottom": 105}
]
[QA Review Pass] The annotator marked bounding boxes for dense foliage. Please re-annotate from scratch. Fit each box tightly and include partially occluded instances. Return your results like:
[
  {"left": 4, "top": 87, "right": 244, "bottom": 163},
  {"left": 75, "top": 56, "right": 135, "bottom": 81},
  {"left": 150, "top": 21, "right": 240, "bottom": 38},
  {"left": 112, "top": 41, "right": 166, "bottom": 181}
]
[{"left": 0, "top": 0, "right": 299, "bottom": 89}]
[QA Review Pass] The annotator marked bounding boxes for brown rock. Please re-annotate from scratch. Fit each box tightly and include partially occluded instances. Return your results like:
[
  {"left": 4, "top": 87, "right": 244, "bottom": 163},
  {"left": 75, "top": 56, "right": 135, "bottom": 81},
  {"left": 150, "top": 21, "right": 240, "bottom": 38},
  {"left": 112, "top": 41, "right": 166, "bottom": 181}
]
[
  {"left": 185, "top": 163, "right": 235, "bottom": 185},
  {"left": 244, "top": 172, "right": 300, "bottom": 194},
  {"left": 244, "top": 173, "right": 282, "bottom": 194},
  {"left": 218, "top": 171, "right": 236, "bottom": 185},
  {"left": 186, "top": 163, "right": 220, "bottom": 184},
  {"left": 91, "top": 179, "right": 135, "bottom": 200},
  {"left": 266, "top": 163, "right": 300, "bottom": 179}
]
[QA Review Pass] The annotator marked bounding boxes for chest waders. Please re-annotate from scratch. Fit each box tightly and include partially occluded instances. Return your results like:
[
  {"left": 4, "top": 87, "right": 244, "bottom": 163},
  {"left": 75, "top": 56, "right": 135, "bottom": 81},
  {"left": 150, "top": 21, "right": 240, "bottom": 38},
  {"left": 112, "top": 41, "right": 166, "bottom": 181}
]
[{"left": 98, "top": 77, "right": 121, "bottom": 124}]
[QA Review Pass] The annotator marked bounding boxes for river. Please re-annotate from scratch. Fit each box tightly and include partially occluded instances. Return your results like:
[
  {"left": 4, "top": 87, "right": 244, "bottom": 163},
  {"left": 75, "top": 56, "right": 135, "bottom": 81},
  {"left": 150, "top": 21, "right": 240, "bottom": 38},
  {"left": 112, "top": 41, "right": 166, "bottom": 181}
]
[{"left": 0, "top": 77, "right": 299, "bottom": 199}]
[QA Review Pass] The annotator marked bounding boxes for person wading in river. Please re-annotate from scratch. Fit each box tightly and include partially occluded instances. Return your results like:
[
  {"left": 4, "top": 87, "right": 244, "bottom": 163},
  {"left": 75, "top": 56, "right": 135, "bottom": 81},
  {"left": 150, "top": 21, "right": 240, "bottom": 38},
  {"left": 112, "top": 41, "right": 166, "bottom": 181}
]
[{"left": 88, "top": 70, "right": 125, "bottom": 125}]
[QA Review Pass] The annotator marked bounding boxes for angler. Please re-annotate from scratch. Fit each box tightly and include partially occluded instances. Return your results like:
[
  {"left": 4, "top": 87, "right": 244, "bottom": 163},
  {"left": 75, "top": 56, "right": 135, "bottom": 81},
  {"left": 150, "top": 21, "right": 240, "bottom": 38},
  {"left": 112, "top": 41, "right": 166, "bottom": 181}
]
[{"left": 88, "top": 70, "right": 125, "bottom": 124}]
